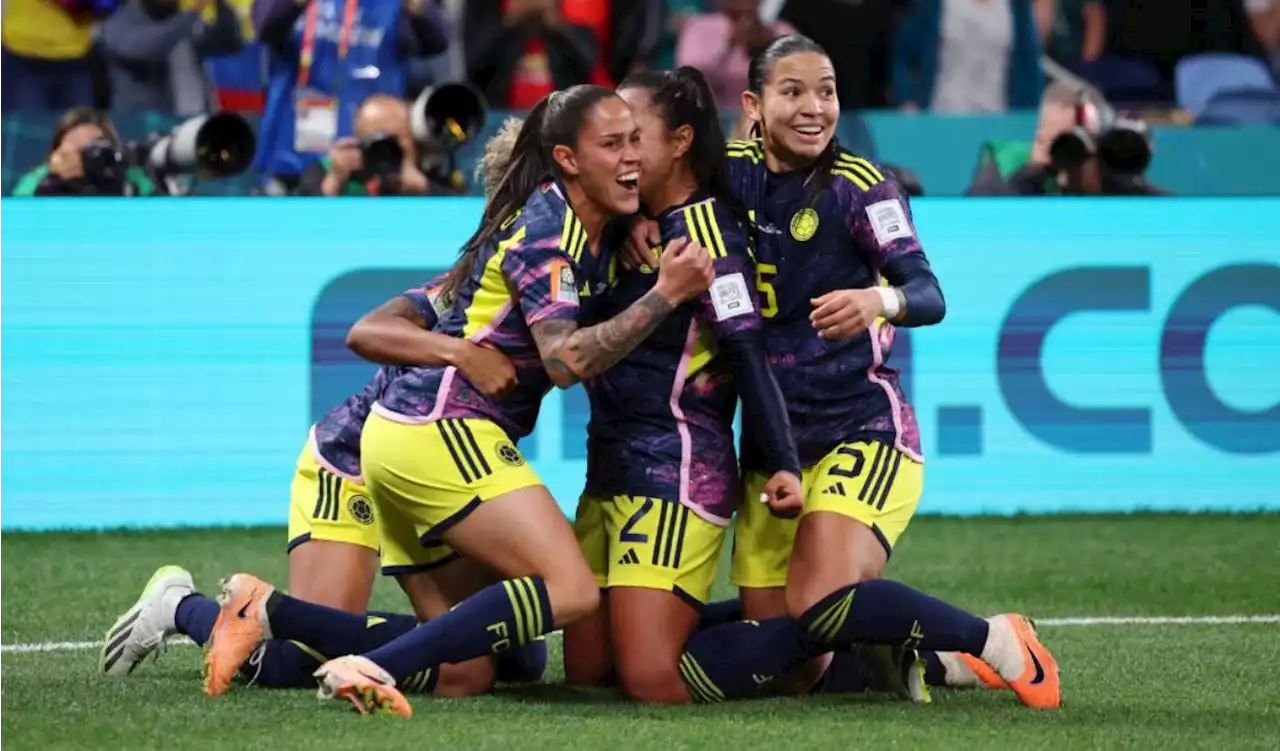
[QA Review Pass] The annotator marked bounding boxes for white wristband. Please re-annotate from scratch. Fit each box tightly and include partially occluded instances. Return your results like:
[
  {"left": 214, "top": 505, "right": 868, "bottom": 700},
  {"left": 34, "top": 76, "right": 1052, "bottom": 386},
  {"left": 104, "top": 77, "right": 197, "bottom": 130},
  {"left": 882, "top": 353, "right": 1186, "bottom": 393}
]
[{"left": 875, "top": 286, "right": 902, "bottom": 320}]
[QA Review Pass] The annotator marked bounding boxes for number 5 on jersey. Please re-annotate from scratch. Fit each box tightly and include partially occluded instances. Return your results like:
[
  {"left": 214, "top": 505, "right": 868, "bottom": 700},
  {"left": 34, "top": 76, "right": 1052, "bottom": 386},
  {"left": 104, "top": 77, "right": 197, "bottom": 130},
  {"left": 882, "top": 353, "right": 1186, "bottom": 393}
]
[{"left": 756, "top": 263, "right": 778, "bottom": 319}]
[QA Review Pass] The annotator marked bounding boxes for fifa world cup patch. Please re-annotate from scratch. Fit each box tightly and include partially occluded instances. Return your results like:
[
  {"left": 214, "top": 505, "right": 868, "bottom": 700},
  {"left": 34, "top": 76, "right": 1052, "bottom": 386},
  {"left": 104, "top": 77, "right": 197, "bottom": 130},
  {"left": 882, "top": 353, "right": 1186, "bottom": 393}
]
[
  {"left": 494, "top": 440, "right": 525, "bottom": 467},
  {"left": 710, "top": 272, "right": 754, "bottom": 322},
  {"left": 789, "top": 208, "right": 819, "bottom": 241},
  {"left": 551, "top": 262, "right": 579, "bottom": 304},
  {"left": 347, "top": 495, "right": 376, "bottom": 526},
  {"left": 866, "top": 199, "right": 914, "bottom": 246}
]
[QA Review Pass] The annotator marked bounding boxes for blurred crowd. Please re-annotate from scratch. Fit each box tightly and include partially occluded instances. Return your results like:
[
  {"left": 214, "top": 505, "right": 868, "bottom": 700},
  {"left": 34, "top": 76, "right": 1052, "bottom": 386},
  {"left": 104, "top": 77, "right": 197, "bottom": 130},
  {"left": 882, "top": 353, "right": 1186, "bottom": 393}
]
[{"left": 4, "top": 0, "right": 1279, "bottom": 196}]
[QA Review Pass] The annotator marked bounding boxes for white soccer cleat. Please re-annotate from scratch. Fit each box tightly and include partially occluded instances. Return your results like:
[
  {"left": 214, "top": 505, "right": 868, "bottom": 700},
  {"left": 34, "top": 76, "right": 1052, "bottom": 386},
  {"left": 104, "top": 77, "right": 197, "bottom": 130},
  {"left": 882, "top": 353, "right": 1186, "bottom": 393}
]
[{"left": 100, "top": 565, "right": 195, "bottom": 676}]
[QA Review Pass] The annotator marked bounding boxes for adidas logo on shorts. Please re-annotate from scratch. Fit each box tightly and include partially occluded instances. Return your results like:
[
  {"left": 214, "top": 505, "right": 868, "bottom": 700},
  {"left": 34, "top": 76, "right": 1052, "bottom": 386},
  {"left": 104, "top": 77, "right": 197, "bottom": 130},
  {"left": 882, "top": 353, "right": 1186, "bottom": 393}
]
[{"left": 616, "top": 549, "right": 640, "bottom": 566}]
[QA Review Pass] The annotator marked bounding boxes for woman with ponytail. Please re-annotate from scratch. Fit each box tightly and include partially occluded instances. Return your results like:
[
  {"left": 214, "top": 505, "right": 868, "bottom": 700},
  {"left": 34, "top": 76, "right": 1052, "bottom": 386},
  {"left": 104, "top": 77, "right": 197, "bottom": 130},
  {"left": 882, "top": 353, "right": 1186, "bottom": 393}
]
[
  {"left": 716, "top": 34, "right": 1062, "bottom": 710},
  {"left": 202, "top": 85, "right": 717, "bottom": 716},
  {"left": 559, "top": 66, "right": 820, "bottom": 706}
]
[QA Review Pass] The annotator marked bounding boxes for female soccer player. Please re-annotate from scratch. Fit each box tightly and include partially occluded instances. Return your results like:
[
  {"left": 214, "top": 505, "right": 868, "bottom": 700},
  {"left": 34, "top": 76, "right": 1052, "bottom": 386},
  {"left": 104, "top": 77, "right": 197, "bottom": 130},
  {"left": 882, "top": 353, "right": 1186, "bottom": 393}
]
[
  {"left": 201, "top": 85, "right": 717, "bottom": 716},
  {"left": 100, "top": 121, "right": 546, "bottom": 697},
  {"left": 562, "top": 67, "right": 809, "bottom": 704},
  {"left": 721, "top": 34, "right": 1060, "bottom": 709}
]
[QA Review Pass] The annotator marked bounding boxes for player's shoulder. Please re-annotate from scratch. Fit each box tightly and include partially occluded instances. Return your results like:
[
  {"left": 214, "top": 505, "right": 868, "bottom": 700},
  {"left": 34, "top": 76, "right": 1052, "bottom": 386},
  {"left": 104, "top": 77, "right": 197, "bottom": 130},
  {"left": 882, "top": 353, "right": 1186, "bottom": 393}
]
[
  {"left": 510, "top": 180, "right": 588, "bottom": 262},
  {"left": 665, "top": 195, "right": 747, "bottom": 260},
  {"left": 725, "top": 138, "right": 765, "bottom": 165},
  {"left": 829, "top": 147, "right": 892, "bottom": 195}
]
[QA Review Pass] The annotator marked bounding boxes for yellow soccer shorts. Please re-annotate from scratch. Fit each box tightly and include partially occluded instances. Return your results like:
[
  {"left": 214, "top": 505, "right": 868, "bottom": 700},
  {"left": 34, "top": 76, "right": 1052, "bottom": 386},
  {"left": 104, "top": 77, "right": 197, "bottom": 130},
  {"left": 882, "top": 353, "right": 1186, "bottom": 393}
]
[
  {"left": 363, "top": 412, "right": 542, "bottom": 570},
  {"left": 286, "top": 439, "right": 380, "bottom": 553},
  {"left": 574, "top": 493, "right": 726, "bottom": 605},
  {"left": 731, "top": 440, "right": 924, "bottom": 589}
]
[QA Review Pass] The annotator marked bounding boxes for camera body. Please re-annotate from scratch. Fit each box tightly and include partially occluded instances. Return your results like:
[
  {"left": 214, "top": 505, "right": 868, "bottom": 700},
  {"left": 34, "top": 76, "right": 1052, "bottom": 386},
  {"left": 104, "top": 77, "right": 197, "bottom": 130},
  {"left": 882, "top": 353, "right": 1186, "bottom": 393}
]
[
  {"left": 1048, "top": 96, "right": 1154, "bottom": 178},
  {"left": 353, "top": 132, "right": 405, "bottom": 183},
  {"left": 80, "top": 137, "right": 129, "bottom": 194}
]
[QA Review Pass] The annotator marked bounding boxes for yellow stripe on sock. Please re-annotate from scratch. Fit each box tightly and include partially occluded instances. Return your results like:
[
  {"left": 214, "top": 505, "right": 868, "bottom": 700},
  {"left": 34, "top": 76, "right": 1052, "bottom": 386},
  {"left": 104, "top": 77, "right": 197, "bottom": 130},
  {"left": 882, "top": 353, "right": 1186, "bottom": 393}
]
[
  {"left": 821, "top": 590, "right": 857, "bottom": 643},
  {"left": 678, "top": 654, "right": 718, "bottom": 703},
  {"left": 513, "top": 577, "right": 541, "bottom": 639},
  {"left": 679, "top": 653, "right": 725, "bottom": 703},
  {"left": 503, "top": 580, "right": 528, "bottom": 644}
]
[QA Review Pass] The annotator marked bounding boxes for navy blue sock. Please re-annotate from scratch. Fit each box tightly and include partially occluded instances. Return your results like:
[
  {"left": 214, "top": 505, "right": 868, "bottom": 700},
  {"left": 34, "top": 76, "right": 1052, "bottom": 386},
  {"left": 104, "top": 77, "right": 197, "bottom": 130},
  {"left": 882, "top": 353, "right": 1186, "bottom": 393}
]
[
  {"left": 174, "top": 593, "right": 219, "bottom": 646},
  {"left": 496, "top": 637, "right": 548, "bottom": 683},
  {"left": 679, "top": 618, "right": 811, "bottom": 702},
  {"left": 696, "top": 599, "right": 742, "bottom": 631},
  {"left": 264, "top": 594, "right": 416, "bottom": 658},
  {"left": 813, "top": 649, "right": 881, "bottom": 694},
  {"left": 363, "top": 576, "right": 554, "bottom": 681},
  {"left": 798, "top": 579, "right": 989, "bottom": 654},
  {"left": 921, "top": 650, "right": 948, "bottom": 686},
  {"left": 237, "top": 639, "right": 323, "bottom": 689}
]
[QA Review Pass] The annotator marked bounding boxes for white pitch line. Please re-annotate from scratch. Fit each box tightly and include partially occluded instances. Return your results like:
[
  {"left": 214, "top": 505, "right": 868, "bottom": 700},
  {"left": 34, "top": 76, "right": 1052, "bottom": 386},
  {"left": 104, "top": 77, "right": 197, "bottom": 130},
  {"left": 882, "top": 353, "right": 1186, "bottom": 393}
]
[
  {"left": 3, "top": 615, "right": 1278, "bottom": 655},
  {"left": 1037, "top": 615, "right": 1280, "bottom": 627}
]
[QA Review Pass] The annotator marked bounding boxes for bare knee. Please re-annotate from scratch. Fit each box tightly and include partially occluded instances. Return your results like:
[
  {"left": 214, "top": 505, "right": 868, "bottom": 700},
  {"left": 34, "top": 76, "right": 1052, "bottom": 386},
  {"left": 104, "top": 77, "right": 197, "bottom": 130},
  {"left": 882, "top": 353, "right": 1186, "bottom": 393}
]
[
  {"left": 785, "top": 568, "right": 881, "bottom": 620},
  {"left": 288, "top": 541, "right": 376, "bottom": 612},
  {"left": 617, "top": 661, "right": 691, "bottom": 705},
  {"left": 433, "top": 657, "right": 497, "bottom": 698},
  {"left": 785, "top": 515, "right": 887, "bottom": 619},
  {"left": 563, "top": 604, "right": 612, "bottom": 687},
  {"left": 544, "top": 567, "right": 601, "bottom": 626}
]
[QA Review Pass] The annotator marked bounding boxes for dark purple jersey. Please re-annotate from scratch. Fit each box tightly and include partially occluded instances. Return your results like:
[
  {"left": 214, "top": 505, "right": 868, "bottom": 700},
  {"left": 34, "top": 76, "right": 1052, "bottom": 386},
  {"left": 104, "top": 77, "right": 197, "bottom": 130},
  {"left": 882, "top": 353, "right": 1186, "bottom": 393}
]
[
  {"left": 311, "top": 274, "right": 448, "bottom": 480},
  {"left": 583, "top": 195, "right": 797, "bottom": 524},
  {"left": 375, "top": 181, "right": 611, "bottom": 440},
  {"left": 726, "top": 140, "right": 925, "bottom": 470}
]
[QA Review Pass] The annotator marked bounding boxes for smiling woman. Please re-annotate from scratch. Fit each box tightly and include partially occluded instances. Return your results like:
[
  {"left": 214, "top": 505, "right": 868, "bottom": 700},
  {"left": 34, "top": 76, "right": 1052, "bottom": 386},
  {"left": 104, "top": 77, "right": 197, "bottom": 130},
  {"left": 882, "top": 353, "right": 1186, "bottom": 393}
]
[{"left": 197, "top": 84, "right": 716, "bottom": 718}]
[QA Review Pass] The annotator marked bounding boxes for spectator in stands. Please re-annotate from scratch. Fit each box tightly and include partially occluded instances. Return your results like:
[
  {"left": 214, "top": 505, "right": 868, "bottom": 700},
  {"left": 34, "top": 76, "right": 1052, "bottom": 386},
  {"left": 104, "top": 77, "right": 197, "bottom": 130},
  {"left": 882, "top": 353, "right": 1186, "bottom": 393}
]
[
  {"left": 463, "top": 0, "right": 606, "bottom": 110},
  {"left": 652, "top": 0, "right": 706, "bottom": 70},
  {"left": 11, "top": 107, "right": 159, "bottom": 196},
  {"left": 101, "top": 0, "right": 245, "bottom": 116},
  {"left": 1088, "top": 0, "right": 1269, "bottom": 102},
  {"left": 607, "top": 0, "right": 667, "bottom": 82},
  {"left": 776, "top": 0, "right": 908, "bottom": 110},
  {"left": 295, "top": 94, "right": 431, "bottom": 195},
  {"left": 0, "top": 0, "right": 114, "bottom": 111},
  {"left": 1245, "top": 0, "right": 1280, "bottom": 72},
  {"left": 251, "top": 0, "right": 451, "bottom": 193},
  {"left": 892, "top": 0, "right": 1044, "bottom": 113},
  {"left": 675, "top": 0, "right": 794, "bottom": 109},
  {"left": 1043, "top": 0, "right": 1105, "bottom": 68}
]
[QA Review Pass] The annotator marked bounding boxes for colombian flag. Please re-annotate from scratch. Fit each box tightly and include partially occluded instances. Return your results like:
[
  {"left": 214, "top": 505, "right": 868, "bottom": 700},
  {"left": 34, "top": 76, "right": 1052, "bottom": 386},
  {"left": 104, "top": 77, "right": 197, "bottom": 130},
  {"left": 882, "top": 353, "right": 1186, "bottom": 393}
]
[{"left": 197, "top": 0, "right": 268, "bottom": 113}]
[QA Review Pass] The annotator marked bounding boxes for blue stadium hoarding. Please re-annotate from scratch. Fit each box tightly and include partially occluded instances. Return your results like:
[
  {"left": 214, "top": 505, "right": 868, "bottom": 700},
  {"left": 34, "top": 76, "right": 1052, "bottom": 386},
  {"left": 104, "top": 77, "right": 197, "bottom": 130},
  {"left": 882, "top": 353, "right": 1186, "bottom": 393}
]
[{"left": 2, "top": 198, "right": 1277, "bottom": 530}]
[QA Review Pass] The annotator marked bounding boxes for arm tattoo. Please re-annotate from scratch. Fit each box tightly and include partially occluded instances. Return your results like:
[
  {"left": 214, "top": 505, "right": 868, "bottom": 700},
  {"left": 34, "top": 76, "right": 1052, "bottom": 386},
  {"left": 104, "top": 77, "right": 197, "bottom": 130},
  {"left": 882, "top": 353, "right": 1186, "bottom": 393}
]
[
  {"left": 529, "top": 319, "right": 581, "bottom": 385},
  {"left": 530, "top": 290, "right": 676, "bottom": 385},
  {"left": 371, "top": 296, "right": 427, "bottom": 328}
]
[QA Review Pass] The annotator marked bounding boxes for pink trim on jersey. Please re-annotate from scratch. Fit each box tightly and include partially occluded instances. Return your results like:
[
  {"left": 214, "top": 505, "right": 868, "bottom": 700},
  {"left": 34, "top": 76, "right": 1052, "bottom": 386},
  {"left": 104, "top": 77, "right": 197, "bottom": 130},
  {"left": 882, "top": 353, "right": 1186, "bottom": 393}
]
[
  {"left": 866, "top": 330, "right": 925, "bottom": 463},
  {"left": 426, "top": 366, "right": 457, "bottom": 422},
  {"left": 670, "top": 321, "right": 697, "bottom": 509},
  {"left": 307, "top": 425, "right": 363, "bottom": 484},
  {"left": 687, "top": 499, "right": 733, "bottom": 528},
  {"left": 370, "top": 375, "right": 455, "bottom": 424},
  {"left": 467, "top": 301, "right": 513, "bottom": 343}
]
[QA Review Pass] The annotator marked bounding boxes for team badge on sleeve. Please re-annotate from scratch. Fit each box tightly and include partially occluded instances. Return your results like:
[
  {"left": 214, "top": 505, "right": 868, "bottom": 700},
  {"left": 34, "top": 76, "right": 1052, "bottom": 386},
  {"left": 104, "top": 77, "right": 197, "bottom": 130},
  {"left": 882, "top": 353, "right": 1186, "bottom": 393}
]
[
  {"left": 551, "top": 262, "right": 579, "bottom": 304},
  {"left": 710, "top": 272, "right": 754, "bottom": 322},
  {"left": 866, "top": 199, "right": 914, "bottom": 246}
]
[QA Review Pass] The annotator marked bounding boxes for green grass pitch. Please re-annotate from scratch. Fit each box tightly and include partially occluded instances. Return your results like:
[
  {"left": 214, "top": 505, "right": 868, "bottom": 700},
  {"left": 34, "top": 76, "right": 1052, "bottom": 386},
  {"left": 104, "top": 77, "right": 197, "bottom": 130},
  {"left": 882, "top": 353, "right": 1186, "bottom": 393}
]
[{"left": 4, "top": 514, "right": 1279, "bottom": 750}]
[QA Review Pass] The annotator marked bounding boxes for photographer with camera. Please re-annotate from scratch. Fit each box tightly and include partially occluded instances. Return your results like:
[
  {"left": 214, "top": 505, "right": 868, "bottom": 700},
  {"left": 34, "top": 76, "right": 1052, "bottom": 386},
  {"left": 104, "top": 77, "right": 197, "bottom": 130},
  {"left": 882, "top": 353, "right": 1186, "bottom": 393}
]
[
  {"left": 966, "top": 82, "right": 1169, "bottom": 196},
  {"left": 11, "top": 108, "right": 159, "bottom": 197},
  {"left": 295, "top": 94, "right": 429, "bottom": 196}
]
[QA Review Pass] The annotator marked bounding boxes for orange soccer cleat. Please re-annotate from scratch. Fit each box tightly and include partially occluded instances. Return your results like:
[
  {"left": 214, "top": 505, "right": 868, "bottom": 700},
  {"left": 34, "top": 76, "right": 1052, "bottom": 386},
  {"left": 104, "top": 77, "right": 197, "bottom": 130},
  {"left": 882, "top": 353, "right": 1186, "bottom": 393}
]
[
  {"left": 315, "top": 656, "right": 413, "bottom": 717},
  {"left": 203, "top": 573, "right": 274, "bottom": 697}
]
